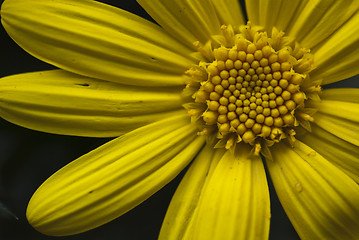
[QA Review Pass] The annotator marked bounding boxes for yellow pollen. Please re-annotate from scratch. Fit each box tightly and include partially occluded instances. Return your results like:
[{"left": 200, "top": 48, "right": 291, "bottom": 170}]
[{"left": 185, "top": 22, "right": 315, "bottom": 152}]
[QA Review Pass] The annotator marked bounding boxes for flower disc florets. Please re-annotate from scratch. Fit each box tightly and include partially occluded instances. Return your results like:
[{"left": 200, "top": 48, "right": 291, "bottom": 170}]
[{"left": 184, "top": 23, "right": 318, "bottom": 155}]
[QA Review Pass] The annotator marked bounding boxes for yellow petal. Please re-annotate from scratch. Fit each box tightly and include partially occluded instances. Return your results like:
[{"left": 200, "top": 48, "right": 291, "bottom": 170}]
[
  {"left": 320, "top": 88, "right": 359, "bottom": 103},
  {"left": 245, "top": 0, "right": 305, "bottom": 32},
  {"left": 0, "top": 70, "right": 183, "bottom": 137},
  {"left": 310, "top": 11, "right": 359, "bottom": 85},
  {"left": 137, "top": 0, "right": 221, "bottom": 49},
  {"left": 298, "top": 124, "right": 359, "bottom": 183},
  {"left": 311, "top": 111, "right": 359, "bottom": 147},
  {"left": 246, "top": 1, "right": 358, "bottom": 51},
  {"left": 306, "top": 88, "right": 359, "bottom": 146},
  {"left": 189, "top": 144, "right": 270, "bottom": 240},
  {"left": 1, "top": 0, "right": 194, "bottom": 86},
  {"left": 308, "top": 99, "right": 359, "bottom": 123},
  {"left": 287, "top": 0, "right": 358, "bottom": 48},
  {"left": 159, "top": 145, "right": 225, "bottom": 240},
  {"left": 244, "top": 0, "right": 260, "bottom": 26},
  {"left": 211, "top": 0, "right": 245, "bottom": 27},
  {"left": 268, "top": 141, "right": 359, "bottom": 240},
  {"left": 26, "top": 114, "right": 204, "bottom": 236}
]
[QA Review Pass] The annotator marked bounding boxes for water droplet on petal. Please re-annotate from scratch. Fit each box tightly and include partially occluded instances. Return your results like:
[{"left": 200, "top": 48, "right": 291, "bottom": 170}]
[
  {"left": 295, "top": 182, "right": 303, "bottom": 192},
  {"left": 307, "top": 151, "right": 316, "bottom": 157}
]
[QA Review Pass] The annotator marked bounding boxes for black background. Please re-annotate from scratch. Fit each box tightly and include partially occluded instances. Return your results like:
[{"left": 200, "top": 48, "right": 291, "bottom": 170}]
[{"left": 0, "top": 0, "right": 357, "bottom": 239}]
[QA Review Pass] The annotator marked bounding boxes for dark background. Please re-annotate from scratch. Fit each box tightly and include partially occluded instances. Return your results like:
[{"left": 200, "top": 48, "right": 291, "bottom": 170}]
[{"left": 0, "top": 0, "right": 357, "bottom": 239}]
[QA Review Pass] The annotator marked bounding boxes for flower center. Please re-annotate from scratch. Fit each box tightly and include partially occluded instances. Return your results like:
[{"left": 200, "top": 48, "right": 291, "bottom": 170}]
[{"left": 184, "top": 23, "right": 317, "bottom": 154}]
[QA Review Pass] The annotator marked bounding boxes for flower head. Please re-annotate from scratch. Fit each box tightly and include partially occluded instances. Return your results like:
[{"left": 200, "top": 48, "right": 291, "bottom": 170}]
[{"left": 1, "top": 0, "right": 359, "bottom": 239}]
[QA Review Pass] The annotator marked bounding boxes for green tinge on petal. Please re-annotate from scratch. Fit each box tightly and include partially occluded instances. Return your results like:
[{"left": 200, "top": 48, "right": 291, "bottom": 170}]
[
  {"left": 1, "top": 0, "right": 194, "bottom": 86},
  {"left": 137, "top": 0, "right": 221, "bottom": 49},
  {"left": 190, "top": 145, "right": 270, "bottom": 240},
  {"left": 298, "top": 124, "right": 359, "bottom": 183},
  {"left": 268, "top": 141, "right": 359, "bottom": 240},
  {"left": 27, "top": 114, "right": 204, "bottom": 236},
  {"left": 0, "top": 70, "right": 183, "bottom": 137},
  {"left": 310, "top": 12, "right": 359, "bottom": 85},
  {"left": 159, "top": 145, "right": 225, "bottom": 240},
  {"left": 211, "top": 0, "right": 245, "bottom": 27}
]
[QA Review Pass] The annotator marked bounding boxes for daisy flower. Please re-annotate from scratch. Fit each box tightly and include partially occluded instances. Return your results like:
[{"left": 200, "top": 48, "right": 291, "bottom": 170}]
[{"left": 1, "top": 0, "right": 359, "bottom": 239}]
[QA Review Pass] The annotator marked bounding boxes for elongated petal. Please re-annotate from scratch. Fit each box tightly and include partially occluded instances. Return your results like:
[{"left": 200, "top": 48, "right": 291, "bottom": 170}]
[
  {"left": 245, "top": 1, "right": 358, "bottom": 51},
  {"left": 211, "top": 0, "right": 245, "bottom": 27},
  {"left": 189, "top": 145, "right": 270, "bottom": 240},
  {"left": 287, "top": 0, "right": 358, "bottom": 49},
  {"left": 308, "top": 99, "right": 359, "bottom": 123},
  {"left": 27, "top": 114, "right": 204, "bottom": 236},
  {"left": 1, "top": 0, "right": 194, "bottom": 86},
  {"left": 0, "top": 70, "right": 183, "bottom": 137},
  {"left": 268, "top": 141, "right": 359, "bottom": 240},
  {"left": 298, "top": 124, "right": 359, "bottom": 183},
  {"left": 307, "top": 88, "right": 359, "bottom": 146},
  {"left": 159, "top": 145, "right": 225, "bottom": 240},
  {"left": 137, "top": 0, "right": 221, "bottom": 48},
  {"left": 298, "top": 88, "right": 359, "bottom": 182},
  {"left": 245, "top": 0, "right": 304, "bottom": 32},
  {"left": 320, "top": 88, "right": 359, "bottom": 103},
  {"left": 309, "top": 99, "right": 359, "bottom": 146},
  {"left": 310, "top": 11, "right": 359, "bottom": 85}
]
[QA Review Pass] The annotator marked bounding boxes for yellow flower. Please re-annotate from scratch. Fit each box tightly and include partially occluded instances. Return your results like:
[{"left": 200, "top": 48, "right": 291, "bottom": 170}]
[{"left": 1, "top": 0, "right": 359, "bottom": 239}]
